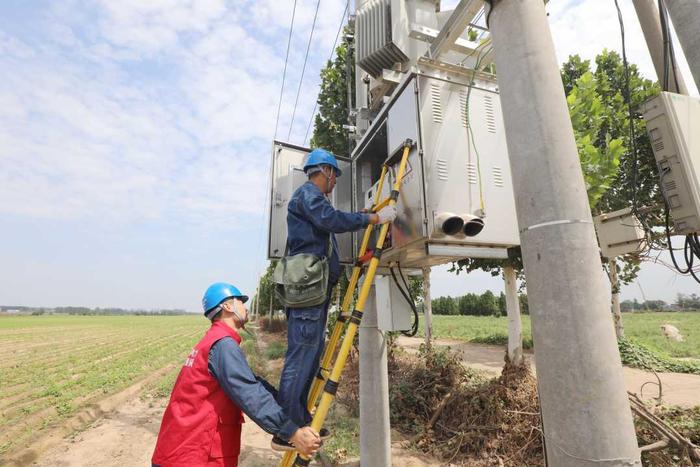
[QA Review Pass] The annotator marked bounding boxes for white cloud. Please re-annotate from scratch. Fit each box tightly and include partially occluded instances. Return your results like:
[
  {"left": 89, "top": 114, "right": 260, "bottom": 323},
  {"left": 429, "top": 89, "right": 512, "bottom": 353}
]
[{"left": 0, "top": 0, "right": 350, "bottom": 227}]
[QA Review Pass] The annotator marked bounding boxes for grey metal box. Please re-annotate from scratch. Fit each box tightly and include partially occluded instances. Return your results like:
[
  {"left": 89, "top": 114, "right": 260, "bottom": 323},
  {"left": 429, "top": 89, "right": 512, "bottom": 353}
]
[
  {"left": 642, "top": 92, "right": 700, "bottom": 234},
  {"left": 351, "top": 73, "right": 519, "bottom": 268},
  {"left": 374, "top": 275, "right": 414, "bottom": 332},
  {"left": 593, "top": 207, "right": 646, "bottom": 259},
  {"left": 267, "top": 141, "right": 354, "bottom": 263}
]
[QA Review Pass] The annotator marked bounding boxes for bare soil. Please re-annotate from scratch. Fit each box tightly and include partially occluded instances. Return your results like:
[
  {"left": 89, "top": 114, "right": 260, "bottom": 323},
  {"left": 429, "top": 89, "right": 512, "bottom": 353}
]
[
  {"left": 24, "top": 393, "right": 441, "bottom": 467},
  {"left": 13, "top": 339, "right": 700, "bottom": 466}
]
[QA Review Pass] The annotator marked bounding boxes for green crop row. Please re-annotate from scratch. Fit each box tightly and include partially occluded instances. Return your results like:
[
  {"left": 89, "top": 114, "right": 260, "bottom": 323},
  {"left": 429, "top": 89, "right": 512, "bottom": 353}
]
[{"left": 0, "top": 315, "right": 207, "bottom": 458}]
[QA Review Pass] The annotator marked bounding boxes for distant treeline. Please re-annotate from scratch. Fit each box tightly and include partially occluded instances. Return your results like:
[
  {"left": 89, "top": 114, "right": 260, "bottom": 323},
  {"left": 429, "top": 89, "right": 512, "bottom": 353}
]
[
  {"left": 431, "top": 292, "right": 700, "bottom": 316},
  {"left": 621, "top": 293, "right": 700, "bottom": 312},
  {"left": 431, "top": 291, "right": 529, "bottom": 316},
  {"left": 0, "top": 306, "right": 192, "bottom": 316}
]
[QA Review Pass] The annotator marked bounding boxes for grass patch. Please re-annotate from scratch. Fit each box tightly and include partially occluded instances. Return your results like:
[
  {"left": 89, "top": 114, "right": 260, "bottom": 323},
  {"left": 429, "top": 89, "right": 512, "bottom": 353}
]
[
  {"left": 322, "top": 405, "right": 360, "bottom": 464},
  {"left": 622, "top": 312, "right": 700, "bottom": 359},
  {"left": 420, "top": 312, "right": 700, "bottom": 359},
  {"left": 265, "top": 340, "right": 287, "bottom": 360},
  {"left": 142, "top": 365, "right": 181, "bottom": 400},
  {"left": 619, "top": 337, "right": 700, "bottom": 375}
]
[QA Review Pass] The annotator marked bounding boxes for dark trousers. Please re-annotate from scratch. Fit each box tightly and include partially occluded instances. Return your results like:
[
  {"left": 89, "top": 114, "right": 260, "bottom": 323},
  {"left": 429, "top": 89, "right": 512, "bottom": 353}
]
[{"left": 276, "top": 298, "right": 330, "bottom": 427}]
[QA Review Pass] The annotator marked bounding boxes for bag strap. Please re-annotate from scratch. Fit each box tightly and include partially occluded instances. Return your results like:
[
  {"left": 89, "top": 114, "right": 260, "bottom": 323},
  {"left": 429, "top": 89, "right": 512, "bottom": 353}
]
[{"left": 284, "top": 234, "right": 332, "bottom": 258}]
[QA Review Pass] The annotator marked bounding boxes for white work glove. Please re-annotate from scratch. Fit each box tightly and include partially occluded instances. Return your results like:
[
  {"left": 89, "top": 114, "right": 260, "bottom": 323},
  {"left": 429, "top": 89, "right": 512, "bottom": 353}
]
[{"left": 376, "top": 205, "right": 397, "bottom": 224}]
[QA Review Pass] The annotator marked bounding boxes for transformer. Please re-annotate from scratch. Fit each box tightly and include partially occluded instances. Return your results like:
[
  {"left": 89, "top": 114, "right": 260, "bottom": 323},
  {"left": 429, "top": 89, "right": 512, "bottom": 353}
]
[
  {"left": 268, "top": 72, "right": 518, "bottom": 268},
  {"left": 268, "top": 0, "right": 518, "bottom": 269}
]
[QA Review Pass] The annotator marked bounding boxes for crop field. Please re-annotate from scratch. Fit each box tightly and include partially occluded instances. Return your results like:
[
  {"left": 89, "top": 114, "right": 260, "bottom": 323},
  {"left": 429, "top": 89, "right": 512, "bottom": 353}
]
[
  {"left": 0, "top": 314, "right": 206, "bottom": 457},
  {"left": 418, "top": 312, "right": 700, "bottom": 359},
  {"left": 2, "top": 312, "right": 698, "bottom": 461}
]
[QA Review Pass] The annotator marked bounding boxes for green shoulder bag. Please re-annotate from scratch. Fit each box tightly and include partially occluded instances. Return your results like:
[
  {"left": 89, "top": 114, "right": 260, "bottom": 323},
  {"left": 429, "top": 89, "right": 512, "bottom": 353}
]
[{"left": 273, "top": 237, "right": 332, "bottom": 308}]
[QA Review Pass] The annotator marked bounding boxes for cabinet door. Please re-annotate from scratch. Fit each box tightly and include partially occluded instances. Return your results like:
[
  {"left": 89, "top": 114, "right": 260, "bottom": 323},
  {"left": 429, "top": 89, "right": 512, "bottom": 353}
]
[{"left": 268, "top": 141, "right": 355, "bottom": 263}]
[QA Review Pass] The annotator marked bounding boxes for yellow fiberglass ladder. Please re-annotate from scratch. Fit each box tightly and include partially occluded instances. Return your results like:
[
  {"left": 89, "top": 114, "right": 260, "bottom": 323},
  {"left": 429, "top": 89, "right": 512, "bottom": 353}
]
[{"left": 280, "top": 139, "right": 414, "bottom": 467}]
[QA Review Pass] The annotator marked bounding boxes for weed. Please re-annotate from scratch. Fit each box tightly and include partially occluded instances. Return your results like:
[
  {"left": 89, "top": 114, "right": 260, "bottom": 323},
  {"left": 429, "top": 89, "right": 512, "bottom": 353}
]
[
  {"left": 619, "top": 337, "right": 700, "bottom": 375},
  {"left": 265, "top": 340, "right": 287, "bottom": 360}
]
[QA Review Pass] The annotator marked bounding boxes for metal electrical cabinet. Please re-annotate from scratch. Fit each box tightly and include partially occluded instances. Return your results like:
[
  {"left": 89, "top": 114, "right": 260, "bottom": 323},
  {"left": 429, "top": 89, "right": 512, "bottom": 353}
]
[
  {"left": 352, "top": 73, "right": 519, "bottom": 268},
  {"left": 642, "top": 92, "right": 700, "bottom": 234},
  {"left": 267, "top": 141, "right": 354, "bottom": 263}
]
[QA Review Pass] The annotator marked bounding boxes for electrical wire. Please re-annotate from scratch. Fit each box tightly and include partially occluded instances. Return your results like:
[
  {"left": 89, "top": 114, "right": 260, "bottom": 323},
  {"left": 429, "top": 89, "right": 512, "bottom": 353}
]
[
  {"left": 304, "top": 0, "right": 350, "bottom": 146},
  {"left": 613, "top": 0, "right": 641, "bottom": 215},
  {"left": 288, "top": 0, "right": 322, "bottom": 141},
  {"left": 463, "top": 43, "right": 492, "bottom": 213},
  {"left": 258, "top": 0, "right": 299, "bottom": 314},
  {"left": 273, "top": 0, "right": 299, "bottom": 140}
]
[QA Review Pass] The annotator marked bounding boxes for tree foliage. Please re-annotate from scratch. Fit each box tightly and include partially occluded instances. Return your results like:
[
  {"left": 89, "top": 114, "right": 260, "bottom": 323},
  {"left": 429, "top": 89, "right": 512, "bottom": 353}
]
[
  {"left": 432, "top": 290, "right": 528, "bottom": 316},
  {"left": 310, "top": 27, "right": 354, "bottom": 156},
  {"left": 454, "top": 51, "right": 660, "bottom": 286},
  {"left": 251, "top": 261, "right": 282, "bottom": 317},
  {"left": 567, "top": 71, "right": 624, "bottom": 208},
  {"left": 565, "top": 51, "right": 661, "bottom": 215}
]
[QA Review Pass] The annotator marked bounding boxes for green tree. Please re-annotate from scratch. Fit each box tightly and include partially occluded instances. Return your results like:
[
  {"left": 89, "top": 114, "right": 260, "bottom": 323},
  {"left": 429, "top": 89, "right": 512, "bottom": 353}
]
[
  {"left": 457, "top": 293, "right": 478, "bottom": 315},
  {"left": 251, "top": 261, "right": 282, "bottom": 318},
  {"left": 454, "top": 51, "right": 660, "bottom": 285},
  {"left": 310, "top": 26, "right": 355, "bottom": 156},
  {"left": 497, "top": 292, "right": 507, "bottom": 316},
  {"left": 432, "top": 296, "right": 457, "bottom": 315},
  {"left": 478, "top": 290, "right": 498, "bottom": 316},
  {"left": 567, "top": 71, "right": 625, "bottom": 208},
  {"left": 585, "top": 50, "right": 661, "bottom": 216}
]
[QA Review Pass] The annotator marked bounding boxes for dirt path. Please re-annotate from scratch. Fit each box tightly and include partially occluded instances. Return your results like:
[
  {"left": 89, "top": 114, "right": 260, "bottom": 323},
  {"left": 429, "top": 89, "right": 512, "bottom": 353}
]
[
  {"left": 396, "top": 336, "right": 700, "bottom": 408},
  {"left": 28, "top": 393, "right": 440, "bottom": 467},
  {"left": 21, "top": 338, "right": 699, "bottom": 466}
]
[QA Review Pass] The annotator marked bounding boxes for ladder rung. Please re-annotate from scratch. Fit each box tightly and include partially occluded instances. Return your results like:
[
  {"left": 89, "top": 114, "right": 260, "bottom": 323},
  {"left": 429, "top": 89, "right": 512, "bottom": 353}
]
[{"left": 373, "top": 197, "right": 391, "bottom": 212}]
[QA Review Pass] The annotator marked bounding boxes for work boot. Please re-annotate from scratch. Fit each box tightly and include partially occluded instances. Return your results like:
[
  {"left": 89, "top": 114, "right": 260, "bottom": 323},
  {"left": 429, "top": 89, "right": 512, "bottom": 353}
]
[
  {"left": 271, "top": 436, "right": 295, "bottom": 452},
  {"left": 319, "top": 428, "right": 330, "bottom": 440}
]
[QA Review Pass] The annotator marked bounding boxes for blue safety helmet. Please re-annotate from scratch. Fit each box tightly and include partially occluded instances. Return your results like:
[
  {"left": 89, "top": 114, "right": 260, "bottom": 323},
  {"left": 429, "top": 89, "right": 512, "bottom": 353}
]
[
  {"left": 202, "top": 282, "right": 249, "bottom": 319},
  {"left": 303, "top": 148, "right": 342, "bottom": 177}
]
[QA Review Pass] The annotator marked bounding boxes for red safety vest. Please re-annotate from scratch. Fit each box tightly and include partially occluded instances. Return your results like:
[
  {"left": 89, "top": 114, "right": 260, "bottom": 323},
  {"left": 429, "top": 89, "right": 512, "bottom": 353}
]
[{"left": 152, "top": 321, "right": 245, "bottom": 467}]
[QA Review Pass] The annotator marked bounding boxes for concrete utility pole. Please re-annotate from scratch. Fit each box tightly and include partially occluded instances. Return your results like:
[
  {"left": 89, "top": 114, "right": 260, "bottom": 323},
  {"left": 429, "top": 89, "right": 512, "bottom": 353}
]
[
  {"left": 503, "top": 266, "right": 523, "bottom": 366},
  {"left": 632, "top": 0, "right": 688, "bottom": 95},
  {"left": 487, "top": 1, "right": 641, "bottom": 465},
  {"left": 609, "top": 259, "right": 625, "bottom": 339},
  {"left": 358, "top": 282, "right": 391, "bottom": 466},
  {"left": 422, "top": 267, "right": 433, "bottom": 347},
  {"left": 664, "top": 1, "right": 700, "bottom": 91}
]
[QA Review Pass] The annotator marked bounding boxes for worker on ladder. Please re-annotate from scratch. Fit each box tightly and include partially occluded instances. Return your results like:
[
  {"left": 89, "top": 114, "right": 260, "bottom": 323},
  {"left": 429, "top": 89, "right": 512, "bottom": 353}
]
[{"left": 272, "top": 148, "right": 397, "bottom": 451}]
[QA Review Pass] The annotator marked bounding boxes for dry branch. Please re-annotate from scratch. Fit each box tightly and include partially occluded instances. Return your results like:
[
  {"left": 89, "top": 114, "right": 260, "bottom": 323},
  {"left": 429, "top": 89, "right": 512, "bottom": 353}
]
[{"left": 628, "top": 392, "right": 700, "bottom": 463}]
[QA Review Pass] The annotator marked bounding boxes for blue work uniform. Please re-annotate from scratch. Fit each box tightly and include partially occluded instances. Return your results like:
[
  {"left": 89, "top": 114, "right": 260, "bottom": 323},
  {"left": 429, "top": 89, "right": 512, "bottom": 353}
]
[
  {"left": 277, "top": 181, "right": 370, "bottom": 427},
  {"left": 208, "top": 337, "right": 299, "bottom": 440}
]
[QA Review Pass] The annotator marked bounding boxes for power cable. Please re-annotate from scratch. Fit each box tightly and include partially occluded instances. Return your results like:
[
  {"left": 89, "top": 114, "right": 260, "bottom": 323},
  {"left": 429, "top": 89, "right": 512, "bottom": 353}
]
[
  {"left": 613, "top": 0, "right": 641, "bottom": 217},
  {"left": 258, "top": 0, "right": 299, "bottom": 311},
  {"left": 463, "top": 43, "right": 492, "bottom": 213},
  {"left": 288, "top": 0, "right": 322, "bottom": 141},
  {"left": 304, "top": 0, "right": 350, "bottom": 146},
  {"left": 273, "top": 0, "right": 299, "bottom": 140}
]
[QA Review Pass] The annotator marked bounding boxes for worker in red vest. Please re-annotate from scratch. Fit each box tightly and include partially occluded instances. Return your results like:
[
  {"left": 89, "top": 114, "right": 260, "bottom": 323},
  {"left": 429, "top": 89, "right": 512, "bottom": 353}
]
[{"left": 152, "top": 282, "right": 321, "bottom": 467}]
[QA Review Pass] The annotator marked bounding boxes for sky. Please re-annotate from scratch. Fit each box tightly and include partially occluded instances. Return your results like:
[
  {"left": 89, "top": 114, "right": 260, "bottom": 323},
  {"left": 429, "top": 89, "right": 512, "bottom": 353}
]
[{"left": 0, "top": 0, "right": 698, "bottom": 312}]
